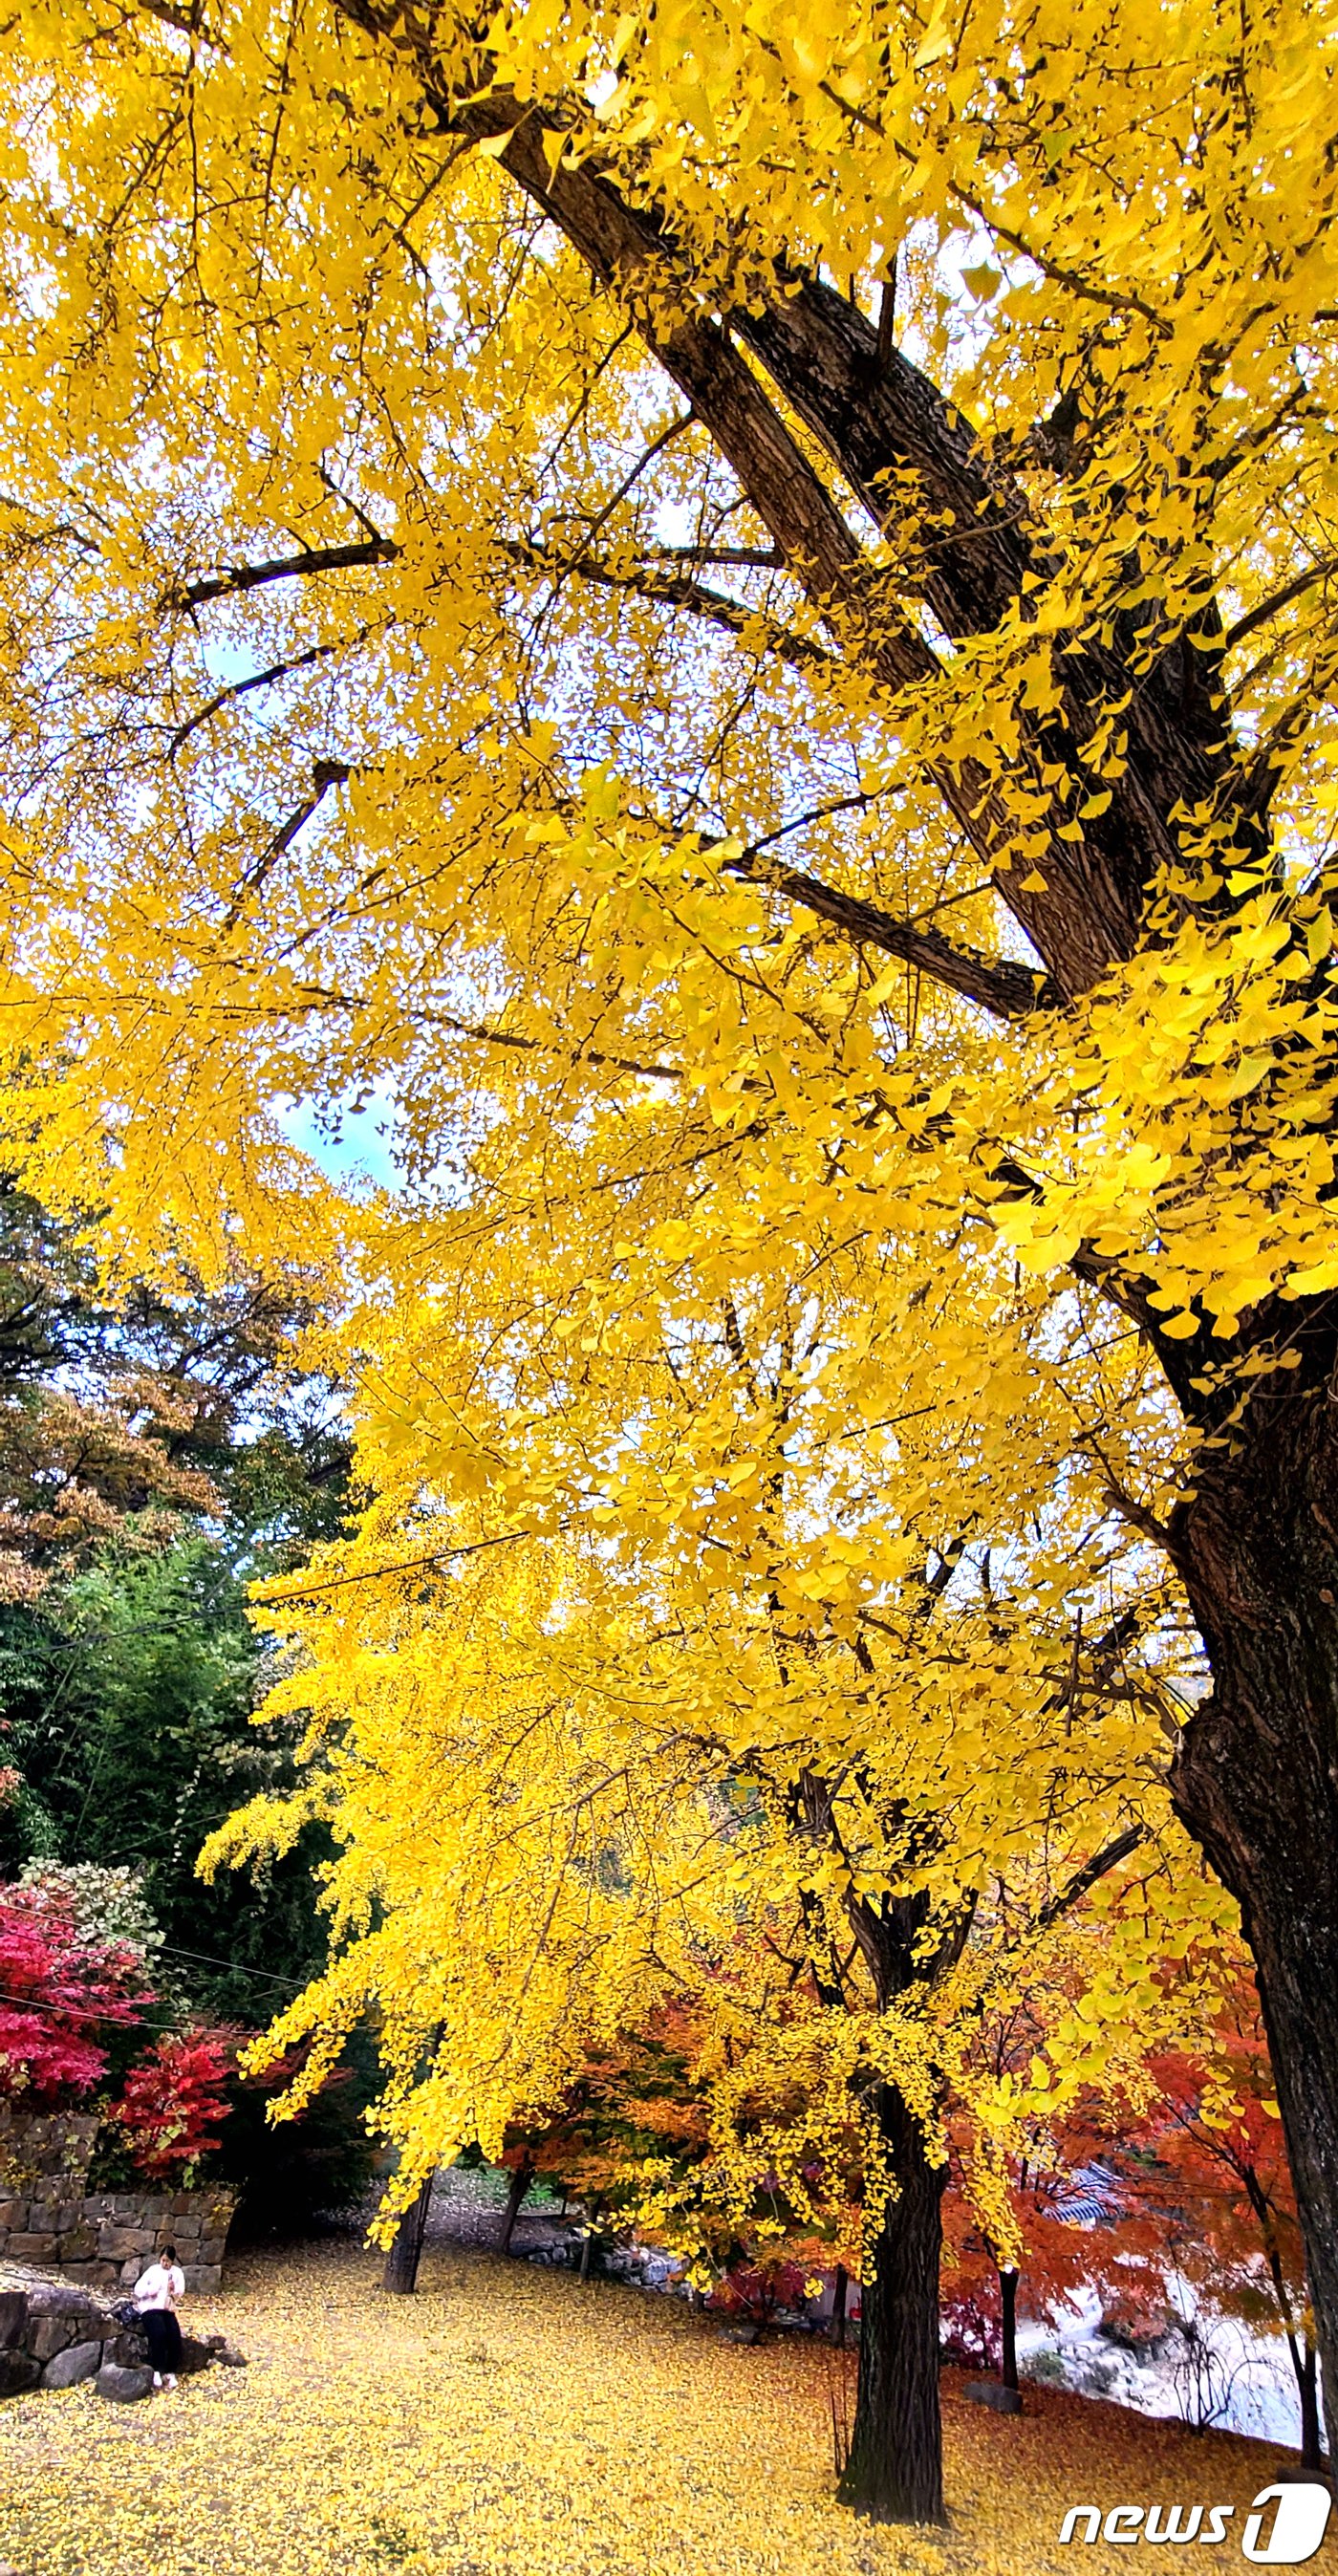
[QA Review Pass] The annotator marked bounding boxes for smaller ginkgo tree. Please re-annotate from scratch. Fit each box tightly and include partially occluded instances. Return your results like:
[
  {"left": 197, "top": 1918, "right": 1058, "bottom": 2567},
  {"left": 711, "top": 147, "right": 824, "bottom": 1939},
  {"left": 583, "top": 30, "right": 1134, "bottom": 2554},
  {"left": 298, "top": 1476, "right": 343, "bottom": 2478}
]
[{"left": 204, "top": 1462, "right": 1233, "bottom": 2521}]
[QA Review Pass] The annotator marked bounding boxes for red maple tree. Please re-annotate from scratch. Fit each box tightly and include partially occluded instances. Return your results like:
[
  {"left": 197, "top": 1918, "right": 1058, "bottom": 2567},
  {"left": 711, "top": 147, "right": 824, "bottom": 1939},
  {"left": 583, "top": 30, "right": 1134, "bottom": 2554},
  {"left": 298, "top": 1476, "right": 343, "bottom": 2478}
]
[
  {"left": 0, "top": 1879, "right": 153, "bottom": 2100},
  {"left": 108, "top": 2028, "right": 235, "bottom": 2182},
  {"left": 1104, "top": 1976, "right": 1322, "bottom": 2464}
]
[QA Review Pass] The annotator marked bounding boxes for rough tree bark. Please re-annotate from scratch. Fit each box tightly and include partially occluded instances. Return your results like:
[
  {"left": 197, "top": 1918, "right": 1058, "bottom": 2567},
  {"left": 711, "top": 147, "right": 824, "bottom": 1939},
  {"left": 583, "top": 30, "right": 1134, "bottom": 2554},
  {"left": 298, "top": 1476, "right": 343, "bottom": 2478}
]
[
  {"left": 1297, "top": 2346, "right": 1325, "bottom": 2477},
  {"left": 837, "top": 2089, "right": 947, "bottom": 2525},
  {"left": 1169, "top": 1373, "right": 1338, "bottom": 2464},
  {"left": 382, "top": 2171, "right": 435, "bottom": 2295},
  {"left": 578, "top": 2194, "right": 604, "bottom": 2279},
  {"left": 829, "top": 1867, "right": 967, "bottom": 2524}
]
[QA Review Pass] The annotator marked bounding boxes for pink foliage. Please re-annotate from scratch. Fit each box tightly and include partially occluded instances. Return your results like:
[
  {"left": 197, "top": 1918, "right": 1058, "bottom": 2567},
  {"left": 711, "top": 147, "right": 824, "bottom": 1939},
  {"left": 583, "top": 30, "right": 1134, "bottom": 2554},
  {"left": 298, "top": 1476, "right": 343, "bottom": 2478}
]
[{"left": 0, "top": 1881, "right": 154, "bottom": 2102}]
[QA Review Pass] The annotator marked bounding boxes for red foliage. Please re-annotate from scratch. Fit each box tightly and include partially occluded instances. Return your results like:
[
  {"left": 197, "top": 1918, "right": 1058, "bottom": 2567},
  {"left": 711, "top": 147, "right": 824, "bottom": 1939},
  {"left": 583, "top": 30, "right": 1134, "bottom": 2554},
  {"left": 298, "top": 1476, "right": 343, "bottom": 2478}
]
[
  {"left": 1097, "top": 1975, "right": 1309, "bottom": 2355},
  {"left": 0, "top": 1880, "right": 153, "bottom": 2101},
  {"left": 108, "top": 2027, "right": 235, "bottom": 2180},
  {"left": 941, "top": 2127, "right": 1163, "bottom": 2362},
  {"left": 708, "top": 2259, "right": 812, "bottom": 2323},
  {"left": 939, "top": 1959, "right": 1317, "bottom": 2440}
]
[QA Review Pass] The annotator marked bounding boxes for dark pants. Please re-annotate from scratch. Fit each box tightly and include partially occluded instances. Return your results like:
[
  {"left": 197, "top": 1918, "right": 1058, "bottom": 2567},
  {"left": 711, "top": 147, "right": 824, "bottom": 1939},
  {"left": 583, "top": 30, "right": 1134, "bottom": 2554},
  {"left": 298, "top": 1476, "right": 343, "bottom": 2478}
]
[{"left": 142, "top": 2309, "right": 183, "bottom": 2374}]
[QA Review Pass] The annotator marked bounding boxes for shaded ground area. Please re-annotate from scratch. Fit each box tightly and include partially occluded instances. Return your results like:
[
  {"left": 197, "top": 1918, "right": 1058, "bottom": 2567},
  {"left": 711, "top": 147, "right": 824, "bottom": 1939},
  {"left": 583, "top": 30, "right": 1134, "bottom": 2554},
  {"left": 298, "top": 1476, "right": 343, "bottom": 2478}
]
[
  {"left": 422, "top": 2162, "right": 575, "bottom": 2258},
  {"left": 0, "top": 2233, "right": 1330, "bottom": 2576}
]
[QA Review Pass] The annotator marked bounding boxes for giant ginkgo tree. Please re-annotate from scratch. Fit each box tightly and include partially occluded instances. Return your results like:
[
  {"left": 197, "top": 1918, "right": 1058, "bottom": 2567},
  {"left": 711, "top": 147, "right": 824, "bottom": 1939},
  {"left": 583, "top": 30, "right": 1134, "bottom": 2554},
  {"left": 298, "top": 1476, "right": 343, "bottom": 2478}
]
[{"left": 2, "top": 0, "right": 1338, "bottom": 2495}]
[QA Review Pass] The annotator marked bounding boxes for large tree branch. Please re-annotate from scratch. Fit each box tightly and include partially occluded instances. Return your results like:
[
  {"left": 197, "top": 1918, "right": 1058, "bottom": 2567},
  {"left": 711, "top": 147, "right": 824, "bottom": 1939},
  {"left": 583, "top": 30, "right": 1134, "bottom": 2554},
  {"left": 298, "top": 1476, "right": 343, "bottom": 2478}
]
[
  {"left": 464, "top": 83, "right": 1262, "bottom": 1002},
  {"left": 732, "top": 271, "right": 1269, "bottom": 978},
  {"left": 447, "top": 101, "right": 1100, "bottom": 963},
  {"left": 1035, "top": 1823, "right": 1147, "bottom": 1933},
  {"left": 168, "top": 536, "right": 398, "bottom": 609},
  {"left": 722, "top": 852, "right": 1052, "bottom": 1020},
  {"left": 1225, "top": 552, "right": 1338, "bottom": 652},
  {"left": 222, "top": 756, "right": 352, "bottom": 930},
  {"left": 427, "top": 95, "right": 1187, "bottom": 1002},
  {"left": 501, "top": 537, "right": 834, "bottom": 677},
  {"left": 168, "top": 635, "right": 353, "bottom": 756},
  {"left": 454, "top": 98, "right": 934, "bottom": 695},
  {"left": 418, "top": 1005, "right": 683, "bottom": 1084}
]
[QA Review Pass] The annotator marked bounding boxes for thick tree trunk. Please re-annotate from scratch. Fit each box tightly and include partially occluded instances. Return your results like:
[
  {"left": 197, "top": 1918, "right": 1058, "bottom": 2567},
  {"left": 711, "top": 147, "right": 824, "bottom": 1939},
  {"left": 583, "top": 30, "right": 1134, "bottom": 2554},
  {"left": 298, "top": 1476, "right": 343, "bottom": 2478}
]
[
  {"left": 382, "top": 2172, "right": 434, "bottom": 2295},
  {"left": 837, "top": 2088, "right": 946, "bottom": 2524},
  {"left": 1170, "top": 1388, "right": 1338, "bottom": 2466},
  {"left": 999, "top": 2267, "right": 1019, "bottom": 2394},
  {"left": 499, "top": 2154, "right": 534, "bottom": 2255}
]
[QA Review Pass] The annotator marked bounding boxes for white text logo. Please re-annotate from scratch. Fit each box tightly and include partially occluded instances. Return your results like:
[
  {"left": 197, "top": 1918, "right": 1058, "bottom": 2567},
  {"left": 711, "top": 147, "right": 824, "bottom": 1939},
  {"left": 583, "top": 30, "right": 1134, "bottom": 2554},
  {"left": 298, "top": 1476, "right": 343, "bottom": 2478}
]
[{"left": 1058, "top": 2486, "right": 1332, "bottom": 2563}]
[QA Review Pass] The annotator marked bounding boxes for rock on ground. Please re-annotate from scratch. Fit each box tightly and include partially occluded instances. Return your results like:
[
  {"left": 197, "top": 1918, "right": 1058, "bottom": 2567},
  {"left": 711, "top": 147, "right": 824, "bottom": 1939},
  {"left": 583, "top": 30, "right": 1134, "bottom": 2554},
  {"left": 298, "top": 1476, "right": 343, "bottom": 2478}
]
[
  {"left": 95, "top": 2363, "right": 153, "bottom": 2404},
  {"left": 40, "top": 2341, "right": 101, "bottom": 2390}
]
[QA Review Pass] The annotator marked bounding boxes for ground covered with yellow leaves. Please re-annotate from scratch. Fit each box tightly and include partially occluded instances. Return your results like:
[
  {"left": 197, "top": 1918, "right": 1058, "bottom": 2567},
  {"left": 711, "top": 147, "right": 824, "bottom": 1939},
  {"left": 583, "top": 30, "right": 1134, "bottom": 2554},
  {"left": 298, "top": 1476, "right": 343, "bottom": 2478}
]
[{"left": 0, "top": 2240, "right": 1328, "bottom": 2576}]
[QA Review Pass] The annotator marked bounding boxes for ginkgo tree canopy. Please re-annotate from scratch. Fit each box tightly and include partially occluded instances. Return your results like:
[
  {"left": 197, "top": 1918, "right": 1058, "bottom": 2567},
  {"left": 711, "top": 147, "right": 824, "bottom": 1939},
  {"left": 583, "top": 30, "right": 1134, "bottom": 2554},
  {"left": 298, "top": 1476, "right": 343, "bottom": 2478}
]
[
  {"left": 1, "top": 0, "right": 1335, "bottom": 1354},
  {"left": 5, "top": 0, "right": 1338, "bottom": 2499}
]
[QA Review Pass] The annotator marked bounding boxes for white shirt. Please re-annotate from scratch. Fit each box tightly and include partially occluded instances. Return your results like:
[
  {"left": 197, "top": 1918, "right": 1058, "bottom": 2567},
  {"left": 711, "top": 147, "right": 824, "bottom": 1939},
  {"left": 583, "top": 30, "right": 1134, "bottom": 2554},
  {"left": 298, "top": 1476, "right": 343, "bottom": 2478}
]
[{"left": 134, "top": 2262, "right": 184, "bottom": 2313}]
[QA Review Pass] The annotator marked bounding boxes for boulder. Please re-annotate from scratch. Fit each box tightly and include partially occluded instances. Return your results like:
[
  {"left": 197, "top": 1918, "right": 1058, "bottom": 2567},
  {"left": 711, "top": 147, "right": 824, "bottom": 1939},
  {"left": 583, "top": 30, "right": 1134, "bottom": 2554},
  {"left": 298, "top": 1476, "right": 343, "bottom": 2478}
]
[
  {"left": 27, "top": 2317, "right": 76, "bottom": 2364},
  {"left": 107, "top": 2328, "right": 148, "bottom": 2368},
  {"left": 96, "top": 2362, "right": 153, "bottom": 2404},
  {"left": 41, "top": 2340, "right": 102, "bottom": 2391},
  {"left": 0, "top": 2293, "right": 27, "bottom": 2350},
  {"left": 25, "top": 2284, "right": 98, "bottom": 2318},
  {"left": 0, "top": 2351, "right": 40, "bottom": 2398},
  {"left": 177, "top": 2335, "right": 217, "bottom": 2377}
]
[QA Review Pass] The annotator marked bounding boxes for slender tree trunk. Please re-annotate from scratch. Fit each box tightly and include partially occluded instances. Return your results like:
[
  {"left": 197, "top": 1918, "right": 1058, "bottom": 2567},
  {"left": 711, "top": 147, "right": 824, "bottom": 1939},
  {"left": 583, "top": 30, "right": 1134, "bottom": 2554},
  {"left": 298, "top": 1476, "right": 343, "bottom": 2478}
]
[
  {"left": 1170, "top": 1392, "right": 1338, "bottom": 2466},
  {"left": 499, "top": 2154, "right": 534, "bottom": 2255},
  {"left": 831, "top": 2262, "right": 849, "bottom": 2349},
  {"left": 837, "top": 2087, "right": 946, "bottom": 2525},
  {"left": 999, "top": 2268, "right": 1018, "bottom": 2394},
  {"left": 382, "top": 2172, "right": 434, "bottom": 2295},
  {"left": 1291, "top": 2337, "right": 1327, "bottom": 2473},
  {"left": 1240, "top": 2160, "right": 1327, "bottom": 2473},
  {"left": 578, "top": 2195, "right": 602, "bottom": 2279}
]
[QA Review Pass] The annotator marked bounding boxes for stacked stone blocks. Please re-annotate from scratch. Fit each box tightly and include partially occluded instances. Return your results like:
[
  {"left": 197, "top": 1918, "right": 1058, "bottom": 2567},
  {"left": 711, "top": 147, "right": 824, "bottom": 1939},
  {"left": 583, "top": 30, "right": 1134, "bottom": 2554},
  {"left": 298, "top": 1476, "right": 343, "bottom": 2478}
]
[
  {"left": 0, "top": 2106, "right": 235, "bottom": 2291},
  {"left": 0, "top": 2186, "right": 236, "bottom": 2291}
]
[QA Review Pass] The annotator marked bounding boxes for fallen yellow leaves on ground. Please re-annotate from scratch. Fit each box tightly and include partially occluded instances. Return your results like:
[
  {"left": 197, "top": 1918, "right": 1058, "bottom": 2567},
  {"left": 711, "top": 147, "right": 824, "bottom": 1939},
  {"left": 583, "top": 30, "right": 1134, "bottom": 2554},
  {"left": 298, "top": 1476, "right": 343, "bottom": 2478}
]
[{"left": 0, "top": 2241, "right": 1327, "bottom": 2576}]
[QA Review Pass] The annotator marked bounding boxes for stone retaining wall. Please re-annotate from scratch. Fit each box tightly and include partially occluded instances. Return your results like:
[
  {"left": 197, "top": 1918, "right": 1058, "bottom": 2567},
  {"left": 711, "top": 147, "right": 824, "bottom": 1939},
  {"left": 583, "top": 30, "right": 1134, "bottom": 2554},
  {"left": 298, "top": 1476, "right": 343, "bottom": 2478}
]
[
  {"left": 0, "top": 2105, "right": 99, "bottom": 2195},
  {"left": 0, "top": 2184, "right": 238, "bottom": 2293},
  {"left": 0, "top": 2274, "right": 246, "bottom": 2403}
]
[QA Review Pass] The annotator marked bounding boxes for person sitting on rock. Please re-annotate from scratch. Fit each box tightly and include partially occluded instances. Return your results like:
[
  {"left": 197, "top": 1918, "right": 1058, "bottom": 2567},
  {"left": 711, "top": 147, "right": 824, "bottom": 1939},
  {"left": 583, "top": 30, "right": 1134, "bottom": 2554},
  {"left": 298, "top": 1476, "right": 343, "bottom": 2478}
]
[{"left": 133, "top": 2243, "right": 185, "bottom": 2391}]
